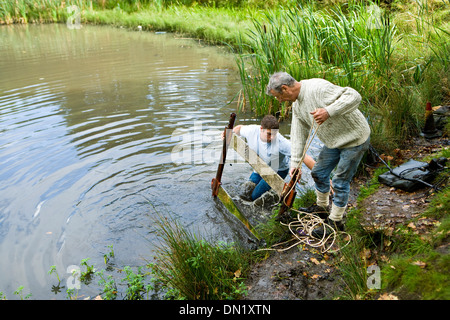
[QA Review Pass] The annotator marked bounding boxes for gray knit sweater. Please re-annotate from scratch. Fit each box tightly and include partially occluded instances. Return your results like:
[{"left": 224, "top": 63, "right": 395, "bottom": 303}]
[{"left": 290, "top": 78, "right": 371, "bottom": 168}]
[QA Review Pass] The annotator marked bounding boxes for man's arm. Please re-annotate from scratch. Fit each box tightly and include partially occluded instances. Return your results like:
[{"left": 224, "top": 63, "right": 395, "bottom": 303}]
[
  {"left": 322, "top": 82, "right": 362, "bottom": 118},
  {"left": 303, "top": 154, "right": 315, "bottom": 170},
  {"left": 289, "top": 154, "right": 315, "bottom": 178},
  {"left": 221, "top": 125, "right": 243, "bottom": 140},
  {"left": 233, "top": 125, "right": 243, "bottom": 136},
  {"left": 290, "top": 104, "right": 310, "bottom": 172}
]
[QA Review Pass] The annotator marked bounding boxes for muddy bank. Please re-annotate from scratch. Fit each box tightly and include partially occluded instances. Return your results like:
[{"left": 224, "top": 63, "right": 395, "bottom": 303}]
[
  {"left": 243, "top": 247, "right": 344, "bottom": 300},
  {"left": 241, "top": 193, "right": 357, "bottom": 300}
]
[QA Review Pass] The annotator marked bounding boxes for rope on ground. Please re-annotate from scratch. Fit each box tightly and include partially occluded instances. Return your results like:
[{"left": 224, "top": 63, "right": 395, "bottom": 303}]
[
  {"left": 261, "top": 117, "right": 351, "bottom": 253},
  {"left": 258, "top": 209, "right": 352, "bottom": 254}
]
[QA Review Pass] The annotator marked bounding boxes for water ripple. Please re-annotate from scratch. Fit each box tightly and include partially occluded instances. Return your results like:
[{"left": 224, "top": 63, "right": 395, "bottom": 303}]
[{"left": 0, "top": 24, "right": 249, "bottom": 298}]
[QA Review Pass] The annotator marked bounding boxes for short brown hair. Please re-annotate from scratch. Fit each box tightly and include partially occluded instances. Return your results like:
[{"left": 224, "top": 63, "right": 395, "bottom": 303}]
[{"left": 261, "top": 115, "right": 279, "bottom": 130}]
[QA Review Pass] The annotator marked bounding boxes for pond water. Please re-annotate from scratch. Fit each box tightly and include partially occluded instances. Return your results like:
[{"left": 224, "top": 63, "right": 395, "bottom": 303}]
[{"left": 0, "top": 24, "right": 318, "bottom": 299}]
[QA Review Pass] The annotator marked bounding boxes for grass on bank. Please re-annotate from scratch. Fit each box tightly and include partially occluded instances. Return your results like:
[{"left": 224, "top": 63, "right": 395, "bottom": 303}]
[
  {"left": 149, "top": 213, "right": 251, "bottom": 300},
  {"left": 0, "top": 0, "right": 285, "bottom": 46},
  {"left": 337, "top": 151, "right": 449, "bottom": 300}
]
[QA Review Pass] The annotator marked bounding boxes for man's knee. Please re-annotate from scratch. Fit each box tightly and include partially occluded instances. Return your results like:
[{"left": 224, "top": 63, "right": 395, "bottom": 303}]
[{"left": 311, "top": 167, "right": 327, "bottom": 183}]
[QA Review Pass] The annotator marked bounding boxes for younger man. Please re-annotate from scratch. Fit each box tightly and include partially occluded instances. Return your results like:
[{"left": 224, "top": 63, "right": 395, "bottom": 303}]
[{"left": 231, "top": 115, "right": 315, "bottom": 201}]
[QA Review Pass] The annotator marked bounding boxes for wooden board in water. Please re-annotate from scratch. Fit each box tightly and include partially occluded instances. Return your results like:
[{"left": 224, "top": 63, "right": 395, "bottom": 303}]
[{"left": 230, "top": 133, "right": 285, "bottom": 196}]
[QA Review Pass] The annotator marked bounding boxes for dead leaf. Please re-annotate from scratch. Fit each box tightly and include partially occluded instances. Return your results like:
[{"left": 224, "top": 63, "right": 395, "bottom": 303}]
[
  {"left": 310, "top": 257, "right": 320, "bottom": 265},
  {"left": 380, "top": 154, "right": 394, "bottom": 162},
  {"left": 412, "top": 260, "right": 427, "bottom": 268},
  {"left": 407, "top": 222, "right": 416, "bottom": 229},
  {"left": 384, "top": 227, "right": 394, "bottom": 236},
  {"left": 311, "top": 274, "right": 321, "bottom": 280},
  {"left": 361, "top": 247, "right": 371, "bottom": 260},
  {"left": 378, "top": 293, "right": 399, "bottom": 300}
]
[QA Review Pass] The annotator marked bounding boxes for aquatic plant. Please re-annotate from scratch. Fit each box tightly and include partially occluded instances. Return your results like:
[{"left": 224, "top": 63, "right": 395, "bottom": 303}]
[
  {"left": 48, "top": 265, "right": 61, "bottom": 283},
  {"left": 149, "top": 213, "right": 250, "bottom": 300},
  {"left": 13, "top": 286, "right": 32, "bottom": 300}
]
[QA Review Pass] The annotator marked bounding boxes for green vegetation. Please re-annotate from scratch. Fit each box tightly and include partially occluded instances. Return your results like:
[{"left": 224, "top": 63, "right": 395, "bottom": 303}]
[
  {"left": 0, "top": 0, "right": 285, "bottom": 46},
  {"left": 0, "top": 0, "right": 448, "bottom": 300},
  {"left": 337, "top": 156, "right": 450, "bottom": 300},
  {"left": 2, "top": 0, "right": 447, "bottom": 154},
  {"left": 150, "top": 213, "right": 250, "bottom": 299},
  {"left": 236, "top": 0, "right": 450, "bottom": 154}
]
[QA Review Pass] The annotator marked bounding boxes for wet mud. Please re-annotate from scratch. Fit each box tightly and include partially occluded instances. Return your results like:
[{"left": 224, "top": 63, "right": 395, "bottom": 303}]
[{"left": 243, "top": 247, "right": 344, "bottom": 300}]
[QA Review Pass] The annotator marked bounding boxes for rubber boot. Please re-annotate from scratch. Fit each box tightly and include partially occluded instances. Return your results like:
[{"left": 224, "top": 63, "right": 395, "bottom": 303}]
[
  {"left": 298, "top": 189, "right": 329, "bottom": 219},
  {"left": 239, "top": 181, "right": 256, "bottom": 201},
  {"left": 311, "top": 203, "right": 346, "bottom": 238}
]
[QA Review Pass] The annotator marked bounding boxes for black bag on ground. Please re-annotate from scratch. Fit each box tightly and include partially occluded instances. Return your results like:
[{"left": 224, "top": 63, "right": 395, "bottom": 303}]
[{"left": 378, "top": 159, "right": 440, "bottom": 192}]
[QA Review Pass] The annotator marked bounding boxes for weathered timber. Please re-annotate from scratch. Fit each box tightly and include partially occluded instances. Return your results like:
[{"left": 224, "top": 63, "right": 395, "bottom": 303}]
[
  {"left": 211, "top": 113, "right": 236, "bottom": 196},
  {"left": 230, "top": 133, "right": 285, "bottom": 197},
  {"left": 277, "top": 168, "right": 300, "bottom": 219},
  {"left": 216, "top": 185, "right": 260, "bottom": 240}
]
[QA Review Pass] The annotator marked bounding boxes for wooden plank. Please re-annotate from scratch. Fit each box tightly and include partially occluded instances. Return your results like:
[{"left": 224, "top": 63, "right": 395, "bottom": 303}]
[
  {"left": 230, "top": 133, "right": 286, "bottom": 196},
  {"left": 216, "top": 185, "right": 260, "bottom": 240}
]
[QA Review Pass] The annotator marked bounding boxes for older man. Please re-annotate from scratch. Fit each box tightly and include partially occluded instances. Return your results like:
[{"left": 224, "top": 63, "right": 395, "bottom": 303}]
[{"left": 266, "top": 72, "right": 370, "bottom": 233}]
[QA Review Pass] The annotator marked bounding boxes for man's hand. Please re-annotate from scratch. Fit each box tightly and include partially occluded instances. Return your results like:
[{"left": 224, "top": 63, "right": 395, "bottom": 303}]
[
  {"left": 310, "top": 108, "right": 329, "bottom": 125},
  {"left": 289, "top": 167, "right": 302, "bottom": 179}
]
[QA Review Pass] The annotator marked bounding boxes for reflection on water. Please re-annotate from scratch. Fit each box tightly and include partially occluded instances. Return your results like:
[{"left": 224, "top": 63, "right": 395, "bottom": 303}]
[{"left": 0, "top": 24, "right": 318, "bottom": 299}]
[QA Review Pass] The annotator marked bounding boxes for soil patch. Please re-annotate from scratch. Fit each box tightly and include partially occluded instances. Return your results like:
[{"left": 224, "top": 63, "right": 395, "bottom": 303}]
[{"left": 243, "top": 246, "right": 345, "bottom": 300}]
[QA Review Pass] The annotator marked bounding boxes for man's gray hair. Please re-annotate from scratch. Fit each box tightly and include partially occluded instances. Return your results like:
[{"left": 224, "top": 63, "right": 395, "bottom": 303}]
[{"left": 266, "top": 72, "right": 296, "bottom": 95}]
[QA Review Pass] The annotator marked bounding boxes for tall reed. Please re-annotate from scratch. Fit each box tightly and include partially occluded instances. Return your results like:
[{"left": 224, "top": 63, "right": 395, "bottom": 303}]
[
  {"left": 235, "top": 0, "right": 448, "bottom": 150},
  {"left": 0, "top": 0, "right": 87, "bottom": 24}
]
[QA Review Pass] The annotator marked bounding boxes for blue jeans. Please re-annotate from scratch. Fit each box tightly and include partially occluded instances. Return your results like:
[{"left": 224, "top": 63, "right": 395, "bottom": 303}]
[
  {"left": 249, "top": 169, "right": 289, "bottom": 201},
  {"left": 311, "top": 138, "right": 370, "bottom": 208}
]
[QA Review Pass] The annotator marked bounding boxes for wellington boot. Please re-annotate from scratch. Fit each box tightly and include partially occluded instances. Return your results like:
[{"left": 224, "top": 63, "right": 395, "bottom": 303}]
[
  {"left": 239, "top": 181, "right": 256, "bottom": 201},
  {"left": 311, "top": 218, "right": 345, "bottom": 239},
  {"left": 297, "top": 204, "right": 329, "bottom": 220}
]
